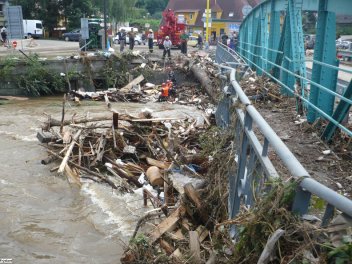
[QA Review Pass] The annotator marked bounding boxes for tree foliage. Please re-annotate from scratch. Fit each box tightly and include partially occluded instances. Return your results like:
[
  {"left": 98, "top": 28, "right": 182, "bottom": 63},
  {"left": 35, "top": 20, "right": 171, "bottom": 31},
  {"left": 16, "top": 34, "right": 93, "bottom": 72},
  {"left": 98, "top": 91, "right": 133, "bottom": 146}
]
[{"left": 9, "top": 0, "right": 154, "bottom": 33}]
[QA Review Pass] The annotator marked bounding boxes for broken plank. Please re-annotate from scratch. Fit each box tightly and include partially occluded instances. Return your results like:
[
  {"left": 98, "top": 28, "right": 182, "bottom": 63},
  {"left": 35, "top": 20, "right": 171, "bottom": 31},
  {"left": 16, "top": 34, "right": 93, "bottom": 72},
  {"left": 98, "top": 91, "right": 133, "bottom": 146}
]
[
  {"left": 119, "top": 75, "right": 144, "bottom": 93},
  {"left": 149, "top": 206, "right": 185, "bottom": 244},
  {"left": 196, "top": 225, "right": 209, "bottom": 243},
  {"left": 189, "top": 231, "right": 201, "bottom": 264},
  {"left": 58, "top": 130, "right": 82, "bottom": 174},
  {"left": 160, "top": 239, "right": 175, "bottom": 255}
]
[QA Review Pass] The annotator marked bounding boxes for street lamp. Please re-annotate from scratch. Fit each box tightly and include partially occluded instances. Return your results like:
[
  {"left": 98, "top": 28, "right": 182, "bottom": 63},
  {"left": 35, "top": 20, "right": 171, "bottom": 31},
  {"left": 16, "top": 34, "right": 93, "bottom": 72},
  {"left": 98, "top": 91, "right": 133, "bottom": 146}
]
[
  {"left": 103, "top": 0, "right": 108, "bottom": 49},
  {"left": 205, "top": 0, "right": 210, "bottom": 49}
]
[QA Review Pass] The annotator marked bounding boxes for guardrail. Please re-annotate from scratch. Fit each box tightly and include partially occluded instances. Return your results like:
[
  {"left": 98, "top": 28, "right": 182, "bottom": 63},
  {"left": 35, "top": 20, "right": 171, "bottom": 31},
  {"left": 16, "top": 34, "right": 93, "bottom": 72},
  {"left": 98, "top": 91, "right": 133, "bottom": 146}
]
[
  {"left": 215, "top": 43, "right": 352, "bottom": 237},
  {"left": 235, "top": 39, "right": 352, "bottom": 140}
]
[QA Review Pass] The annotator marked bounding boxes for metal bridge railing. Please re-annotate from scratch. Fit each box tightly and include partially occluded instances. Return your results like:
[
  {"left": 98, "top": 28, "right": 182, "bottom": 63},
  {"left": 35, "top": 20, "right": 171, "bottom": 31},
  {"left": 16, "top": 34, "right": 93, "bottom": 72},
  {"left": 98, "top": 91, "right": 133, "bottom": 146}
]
[
  {"left": 234, "top": 42, "right": 352, "bottom": 140},
  {"left": 214, "top": 44, "right": 352, "bottom": 237}
]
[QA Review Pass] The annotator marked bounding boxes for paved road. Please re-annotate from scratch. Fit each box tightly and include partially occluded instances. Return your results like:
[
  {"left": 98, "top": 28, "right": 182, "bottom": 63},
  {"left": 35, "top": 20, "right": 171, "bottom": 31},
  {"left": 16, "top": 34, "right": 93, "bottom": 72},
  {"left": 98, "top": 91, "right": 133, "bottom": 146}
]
[{"left": 0, "top": 39, "right": 205, "bottom": 58}]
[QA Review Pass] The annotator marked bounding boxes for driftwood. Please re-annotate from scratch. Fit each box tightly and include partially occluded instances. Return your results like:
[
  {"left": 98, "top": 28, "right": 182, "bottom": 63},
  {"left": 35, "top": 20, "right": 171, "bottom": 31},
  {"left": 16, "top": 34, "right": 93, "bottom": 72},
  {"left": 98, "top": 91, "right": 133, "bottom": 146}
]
[
  {"left": 160, "top": 239, "right": 175, "bottom": 255},
  {"left": 191, "top": 65, "right": 217, "bottom": 103},
  {"left": 189, "top": 231, "right": 201, "bottom": 264},
  {"left": 184, "top": 183, "right": 208, "bottom": 224},
  {"left": 257, "top": 229, "right": 285, "bottom": 264},
  {"left": 149, "top": 206, "right": 186, "bottom": 244},
  {"left": 104, "top": 156, "right": 143, "bottom": 188},
  {"left": 119, "top": 75, "right": 144, "bottom": 93},
  {"left": 46, "top": 149, "right": 118, "bottom": 189},
  {"left": 46, "top": 113, "right": 132, "bottom": 128},
  {"left": 58, "top": 130, "right": 82, "bottom": 174}
]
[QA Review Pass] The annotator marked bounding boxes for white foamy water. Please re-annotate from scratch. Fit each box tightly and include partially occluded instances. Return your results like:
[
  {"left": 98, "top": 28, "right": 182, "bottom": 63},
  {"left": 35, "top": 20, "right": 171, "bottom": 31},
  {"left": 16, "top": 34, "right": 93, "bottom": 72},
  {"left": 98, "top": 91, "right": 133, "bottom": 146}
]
[{"left": 81, "top": 183, "right": 153, "bottom": 238}]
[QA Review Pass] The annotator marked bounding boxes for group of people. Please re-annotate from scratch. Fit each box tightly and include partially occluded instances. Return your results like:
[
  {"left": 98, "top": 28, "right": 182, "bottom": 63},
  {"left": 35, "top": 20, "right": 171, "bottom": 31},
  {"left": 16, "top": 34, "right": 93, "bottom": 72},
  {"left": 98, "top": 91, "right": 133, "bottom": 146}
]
[
  {"left": 116, "top": 27, "right": 237, "bottom": 59},
  {"left": 221, "top": 31, "right": 238, "bottom": 49}
]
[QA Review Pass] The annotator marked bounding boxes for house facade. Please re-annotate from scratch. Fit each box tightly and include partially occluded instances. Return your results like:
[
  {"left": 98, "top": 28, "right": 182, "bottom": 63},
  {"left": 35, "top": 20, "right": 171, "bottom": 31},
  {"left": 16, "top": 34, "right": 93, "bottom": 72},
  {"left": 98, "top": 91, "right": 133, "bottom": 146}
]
[
  {"left": 166, "top": 0, "right": 260, "bottom": 41},
  {"left": 0, "top": 0, "right": 9, "bottom": 27}
]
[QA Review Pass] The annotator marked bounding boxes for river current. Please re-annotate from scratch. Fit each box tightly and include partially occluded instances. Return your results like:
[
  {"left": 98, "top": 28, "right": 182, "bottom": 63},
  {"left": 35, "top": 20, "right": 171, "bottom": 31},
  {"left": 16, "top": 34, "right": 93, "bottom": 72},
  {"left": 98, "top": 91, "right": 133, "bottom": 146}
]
[{"left": 0, "top": 96, "right": 203, "bottom": 263}]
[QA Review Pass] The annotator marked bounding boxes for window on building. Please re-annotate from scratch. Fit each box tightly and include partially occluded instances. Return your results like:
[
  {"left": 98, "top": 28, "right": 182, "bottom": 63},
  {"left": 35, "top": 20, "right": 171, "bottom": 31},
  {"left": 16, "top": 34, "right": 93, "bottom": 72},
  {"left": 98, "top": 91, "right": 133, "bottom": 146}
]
[
  {"left": 229, "top": 12, "right": 234, "bottom": 17},
  {"left": 190, "top": 13, "right": 193, "bottom": 20}
]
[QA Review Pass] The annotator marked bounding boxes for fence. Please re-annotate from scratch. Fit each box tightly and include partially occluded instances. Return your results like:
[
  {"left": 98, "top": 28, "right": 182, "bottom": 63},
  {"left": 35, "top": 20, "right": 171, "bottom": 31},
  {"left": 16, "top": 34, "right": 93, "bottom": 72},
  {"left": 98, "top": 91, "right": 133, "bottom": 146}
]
[{"left": 215, "top": 43, "right": 352, "bottom": 237}]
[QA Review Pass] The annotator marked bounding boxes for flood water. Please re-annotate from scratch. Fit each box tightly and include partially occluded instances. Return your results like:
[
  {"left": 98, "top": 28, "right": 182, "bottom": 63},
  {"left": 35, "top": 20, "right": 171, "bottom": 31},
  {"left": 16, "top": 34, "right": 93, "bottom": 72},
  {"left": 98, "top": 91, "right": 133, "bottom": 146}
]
[{"left": 0, "top": 96, "right": 204, "bottom": 263}]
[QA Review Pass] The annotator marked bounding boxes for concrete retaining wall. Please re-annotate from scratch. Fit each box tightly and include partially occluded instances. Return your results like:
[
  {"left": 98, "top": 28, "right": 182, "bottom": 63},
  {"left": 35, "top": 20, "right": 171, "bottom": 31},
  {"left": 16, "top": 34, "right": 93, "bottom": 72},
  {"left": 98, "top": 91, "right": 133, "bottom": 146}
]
[{"left": 0, "top": 57, "right": 109, "bottom": 96}]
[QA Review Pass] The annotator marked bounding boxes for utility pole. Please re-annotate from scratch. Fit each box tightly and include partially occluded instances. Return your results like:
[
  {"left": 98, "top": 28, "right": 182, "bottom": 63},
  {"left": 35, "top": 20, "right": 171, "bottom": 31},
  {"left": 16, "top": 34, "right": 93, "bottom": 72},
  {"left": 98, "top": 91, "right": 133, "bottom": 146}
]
[
  {"left": 103, "top": 0, "right": 108, "bottom": 49},
  {"left": 205, "top": 0, "right": 210, "bottom": 49}
]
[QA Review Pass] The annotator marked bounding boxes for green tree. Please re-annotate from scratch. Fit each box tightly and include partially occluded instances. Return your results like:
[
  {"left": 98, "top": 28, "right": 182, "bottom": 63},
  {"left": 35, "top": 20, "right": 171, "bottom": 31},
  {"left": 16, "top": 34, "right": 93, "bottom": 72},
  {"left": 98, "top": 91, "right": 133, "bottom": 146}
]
[{"left": 144, "top": 0, "right": 168, "bottom": 15}]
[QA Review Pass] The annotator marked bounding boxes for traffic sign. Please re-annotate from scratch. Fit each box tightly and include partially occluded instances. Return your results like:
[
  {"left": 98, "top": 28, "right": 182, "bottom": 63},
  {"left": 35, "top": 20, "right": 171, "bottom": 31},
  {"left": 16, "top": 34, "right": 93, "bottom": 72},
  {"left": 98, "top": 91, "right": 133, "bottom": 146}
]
[
  {"left": 81, "top": 18, "right": 89, "bottom": 40},
  {"left": 4, "top": 6, "right": 24, "bottom": 39}
]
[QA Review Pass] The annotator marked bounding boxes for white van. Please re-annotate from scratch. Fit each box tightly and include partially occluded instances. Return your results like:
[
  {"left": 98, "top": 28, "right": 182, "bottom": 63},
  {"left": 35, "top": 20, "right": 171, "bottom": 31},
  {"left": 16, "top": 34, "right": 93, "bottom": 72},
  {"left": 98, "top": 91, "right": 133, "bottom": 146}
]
[
  {"left": 23, "top": 20, "right": 43, "bottom": 39},
  {"left": 118, "top": 27, "right": 138, "bottom": 33}
]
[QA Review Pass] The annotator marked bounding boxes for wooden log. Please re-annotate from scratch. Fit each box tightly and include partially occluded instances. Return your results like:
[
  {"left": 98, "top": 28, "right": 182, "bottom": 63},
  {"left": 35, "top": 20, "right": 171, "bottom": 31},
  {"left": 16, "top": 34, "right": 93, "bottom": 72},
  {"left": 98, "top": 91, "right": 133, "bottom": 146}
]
[
  {"left": 119, "top": 75, "right": 144, "bottom": 93},
  {"left": 46, "top": 149, "right": 118, "bottom": 189},
  {"left": 149, "top": 206, "right": 186, "bottom": 244},
  {"left": 113, "top": 113, "right": 119, "bottom": 129},
  {"left": 131, "top": 117, "right": 185, "bottom": 122},
  {"left": 257, "top": 229, "right": 285, "bottom": 264},
  {"left": 60, "top": 94, "right": 66, "bottom": 134},
  {"left": 191, "top": 65, "right": 217, "bottom": 103},
  {"left": 64, "top": 164, "right": 81, "bottom": 186},
  {"left": 46, "top": 113, "right": 133, "bottom": 128},
  {"left": 146, "top": 166, "right": 164, "bottom": 187},
  {"left": 160, "top": 239, "right": 175, "bottom": 255},
  {"left": 104, "top": 157, "right": 143, "bottom": 187},
  {"left": 58, "top": 130, "right": 82, "bottom": 174},
  {"left": 146, "top": 157, "right": 170, "bottom": 169},
  {"left": 189, "top": 231, "right": 201, "bottom": 264}
]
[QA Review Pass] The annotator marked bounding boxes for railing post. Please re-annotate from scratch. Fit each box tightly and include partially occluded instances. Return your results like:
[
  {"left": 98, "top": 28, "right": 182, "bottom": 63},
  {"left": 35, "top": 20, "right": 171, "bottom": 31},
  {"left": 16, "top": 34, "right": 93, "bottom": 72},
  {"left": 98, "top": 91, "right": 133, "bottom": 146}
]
[
  {"left": 268, "top": 1, "right": 281, "bottom": 66},
  {"left": 292, "top": 184, "right": 311, "bottom": 215}
]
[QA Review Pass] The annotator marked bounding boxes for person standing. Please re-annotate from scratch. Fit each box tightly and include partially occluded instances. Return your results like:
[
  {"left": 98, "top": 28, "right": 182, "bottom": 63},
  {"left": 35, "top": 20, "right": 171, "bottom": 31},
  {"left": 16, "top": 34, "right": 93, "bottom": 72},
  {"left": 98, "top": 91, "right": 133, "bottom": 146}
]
[
  {"left": 162, "top": 36, "right": 172, "bottom": 59},
  {"left": 197, "top": 33, "right": 203, "bottom": 50},
  {"left": 129, "top": 29, "right": 135, "bottom": 50},
  {"left": 1, "top": 26, "right": 8, "bottom": 47},
  {"left": 147, "top": 29, "right": 154, "bottom": 53},
  {"left": 229, "top": 32, "right": 235, "bottom": 50},
  {"left": 119, "top": 29, "right": 126, "bottom": 52},
  {"left": 180, "top": 30, "right": 189, "bottom": 54},
  {"left": 221, "top": 33, "right": 228, "bottom": 46}
]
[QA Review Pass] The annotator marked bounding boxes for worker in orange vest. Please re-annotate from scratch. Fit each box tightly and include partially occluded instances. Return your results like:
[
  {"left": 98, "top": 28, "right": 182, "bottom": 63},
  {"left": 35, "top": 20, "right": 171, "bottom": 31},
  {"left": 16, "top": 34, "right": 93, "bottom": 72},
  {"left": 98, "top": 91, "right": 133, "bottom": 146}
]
[{"left": 159, "top": 82, "right": 172, "bottom": 102}]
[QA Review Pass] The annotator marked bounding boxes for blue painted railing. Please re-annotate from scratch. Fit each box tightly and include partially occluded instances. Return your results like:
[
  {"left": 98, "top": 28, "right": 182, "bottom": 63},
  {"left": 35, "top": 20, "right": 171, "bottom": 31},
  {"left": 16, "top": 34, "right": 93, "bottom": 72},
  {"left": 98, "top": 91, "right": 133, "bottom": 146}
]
[
  {"left": 238, "top": 0, "right": 352, "bottom": 141},
  {"left": 215, "top": 43, "right": 352, "bottom": 237}
]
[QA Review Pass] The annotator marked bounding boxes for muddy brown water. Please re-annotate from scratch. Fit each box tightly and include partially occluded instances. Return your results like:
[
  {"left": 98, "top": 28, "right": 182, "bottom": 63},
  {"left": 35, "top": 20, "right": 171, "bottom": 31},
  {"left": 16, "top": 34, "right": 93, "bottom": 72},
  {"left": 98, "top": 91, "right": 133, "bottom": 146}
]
[{"left": 0, "top": 96, "right": 204, "bottom": 263}]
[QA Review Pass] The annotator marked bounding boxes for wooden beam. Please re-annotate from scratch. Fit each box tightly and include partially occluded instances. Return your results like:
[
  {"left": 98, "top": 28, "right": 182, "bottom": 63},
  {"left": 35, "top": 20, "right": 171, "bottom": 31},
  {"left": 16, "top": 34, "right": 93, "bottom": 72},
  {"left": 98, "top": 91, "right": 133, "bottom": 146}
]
[{"left": 149, "top": 206, "right": 185, "bottom": 244}]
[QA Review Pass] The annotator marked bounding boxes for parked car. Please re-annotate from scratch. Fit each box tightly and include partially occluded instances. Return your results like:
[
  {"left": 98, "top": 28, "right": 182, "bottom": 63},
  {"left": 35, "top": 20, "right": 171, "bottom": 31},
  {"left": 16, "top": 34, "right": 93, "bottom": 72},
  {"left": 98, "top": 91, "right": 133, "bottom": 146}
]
[
  {"left": 187, "top": 36, "right": 198, "bottom": 47},
  {"left": 336, "top": 40, "right": 351, "bottom": 50},
  {"left": 113, "top": 33, "right": 144, "bottom": 45},
  {"left": 62, "top": 29, "right": 81, "bottom": 41}
]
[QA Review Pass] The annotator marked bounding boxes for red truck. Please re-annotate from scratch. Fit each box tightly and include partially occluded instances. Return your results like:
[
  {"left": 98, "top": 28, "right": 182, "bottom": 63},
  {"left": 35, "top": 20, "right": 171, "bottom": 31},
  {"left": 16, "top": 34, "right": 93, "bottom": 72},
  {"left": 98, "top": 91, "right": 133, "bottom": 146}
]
[{"left": 156, "top": 9, "right": 185, "bottom": 49}]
